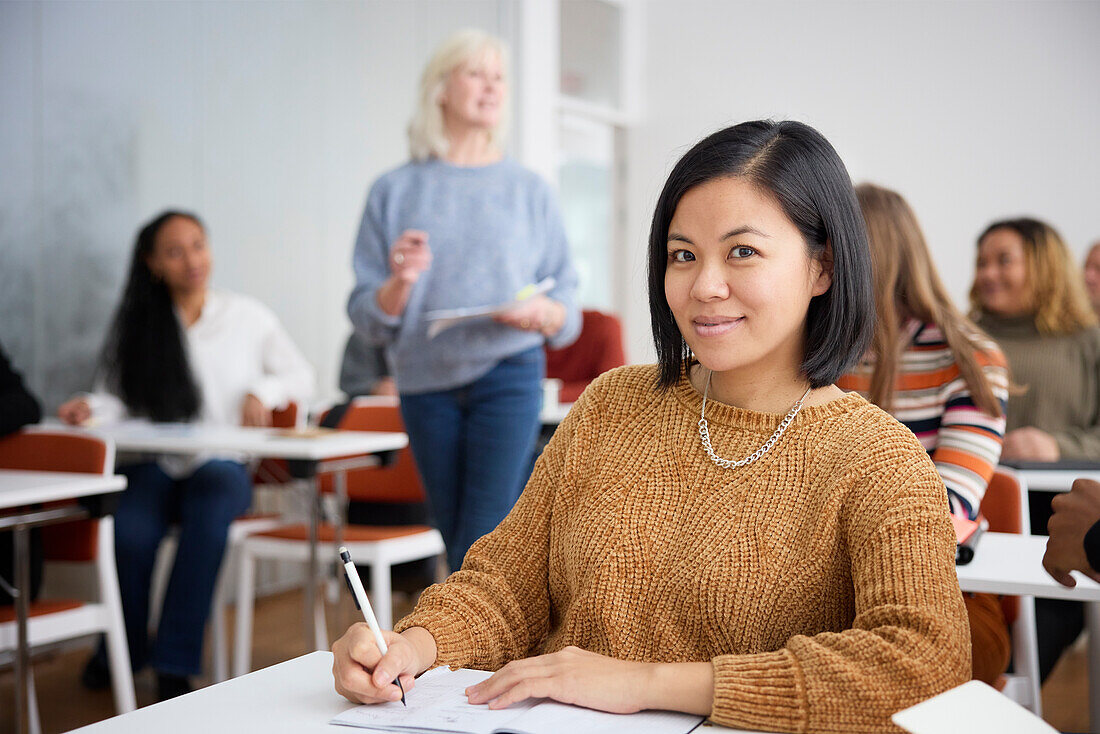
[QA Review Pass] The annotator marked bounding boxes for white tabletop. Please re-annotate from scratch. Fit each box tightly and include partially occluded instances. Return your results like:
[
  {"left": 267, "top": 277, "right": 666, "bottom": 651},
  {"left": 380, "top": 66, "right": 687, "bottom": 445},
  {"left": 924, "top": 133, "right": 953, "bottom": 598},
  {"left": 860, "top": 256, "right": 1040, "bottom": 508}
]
[
  {"left": 1015, "top": 468, "right": 1100, "bottom": 493},
  {"left": 539, "top": 402, "right": 572, "bottom": 426},
  {"left": 0, "top": 470, "right": 126, "bottom": 511},
  {"left": 956, "top": 531, "right": 1100, "bottom": 601},
  {"left": 69, "top": 651, "right": 777, "bottom": 734},
  {"left": 75, "top": 422, "right": 407, "bottom": 461}
]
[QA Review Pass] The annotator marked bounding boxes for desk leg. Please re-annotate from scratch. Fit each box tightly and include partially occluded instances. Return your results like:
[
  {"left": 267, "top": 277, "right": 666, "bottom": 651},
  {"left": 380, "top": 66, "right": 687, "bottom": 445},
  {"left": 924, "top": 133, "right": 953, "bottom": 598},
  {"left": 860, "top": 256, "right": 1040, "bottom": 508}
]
[
  {"left": 1089, "top": 601, "right": 1100, "bottom": 733},
  {"left": 304, "top": 477, "right": 321, "bottom": 652},
  {"left": 14, "top": 524, "right": 31, "bottom": 734}
]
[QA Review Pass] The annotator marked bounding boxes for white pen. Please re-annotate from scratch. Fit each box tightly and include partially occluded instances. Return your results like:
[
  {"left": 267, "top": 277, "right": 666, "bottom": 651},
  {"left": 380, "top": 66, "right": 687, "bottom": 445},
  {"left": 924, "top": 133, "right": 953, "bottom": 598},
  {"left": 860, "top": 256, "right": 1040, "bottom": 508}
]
[{"left": 339, "top": 546, "right": 406, "bottom": 706}]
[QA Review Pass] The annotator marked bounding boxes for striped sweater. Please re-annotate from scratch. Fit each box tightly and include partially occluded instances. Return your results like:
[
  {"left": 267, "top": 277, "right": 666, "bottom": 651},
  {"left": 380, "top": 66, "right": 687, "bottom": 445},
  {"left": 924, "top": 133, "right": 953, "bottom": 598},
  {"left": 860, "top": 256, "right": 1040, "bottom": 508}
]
[{"left": 838, "top": 320, "right": 1008, "bottom": 520}]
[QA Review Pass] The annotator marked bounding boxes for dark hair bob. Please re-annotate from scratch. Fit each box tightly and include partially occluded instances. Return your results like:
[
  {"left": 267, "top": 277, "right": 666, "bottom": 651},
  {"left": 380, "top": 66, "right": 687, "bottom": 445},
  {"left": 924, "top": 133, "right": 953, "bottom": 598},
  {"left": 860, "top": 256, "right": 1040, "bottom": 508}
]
[{"left": 648, "top": 120, "right": 874, "bottom": 389}]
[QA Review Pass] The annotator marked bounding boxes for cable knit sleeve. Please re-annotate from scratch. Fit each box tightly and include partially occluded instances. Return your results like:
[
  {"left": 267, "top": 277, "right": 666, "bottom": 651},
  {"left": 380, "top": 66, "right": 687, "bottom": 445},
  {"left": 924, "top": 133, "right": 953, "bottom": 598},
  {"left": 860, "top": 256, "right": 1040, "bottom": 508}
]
[
  {"left": 392, "top": 381, "right": 597, "bottom": 668},
  {"left": 709, "top": 456, "right": 971, "bottom": 733}
]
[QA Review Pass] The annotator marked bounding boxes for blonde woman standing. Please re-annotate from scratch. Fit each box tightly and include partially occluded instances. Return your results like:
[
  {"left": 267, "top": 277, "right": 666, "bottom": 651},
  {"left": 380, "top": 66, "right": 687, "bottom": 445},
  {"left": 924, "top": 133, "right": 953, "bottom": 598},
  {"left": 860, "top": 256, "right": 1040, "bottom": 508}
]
[{"left": 347, "top": 30, "right": 580, "bottom": 572}]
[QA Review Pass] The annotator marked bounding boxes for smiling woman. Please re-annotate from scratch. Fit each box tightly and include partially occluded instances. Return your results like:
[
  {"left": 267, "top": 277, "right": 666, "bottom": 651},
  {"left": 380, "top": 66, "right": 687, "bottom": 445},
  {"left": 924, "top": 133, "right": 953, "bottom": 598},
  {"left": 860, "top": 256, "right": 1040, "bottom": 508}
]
[{"left": 332, "top": 120, "right": 970, "bottom": 733}]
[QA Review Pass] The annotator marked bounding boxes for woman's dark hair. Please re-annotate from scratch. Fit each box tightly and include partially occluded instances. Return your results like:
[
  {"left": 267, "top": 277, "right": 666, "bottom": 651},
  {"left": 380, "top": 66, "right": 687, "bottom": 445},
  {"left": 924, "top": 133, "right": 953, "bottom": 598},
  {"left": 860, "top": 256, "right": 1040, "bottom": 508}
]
[
  {"left": 648, "top": 120, "right": 874, "bottom": 389},
  {"left": 101, "top": 210, "right": 203, "bottom": 421}
]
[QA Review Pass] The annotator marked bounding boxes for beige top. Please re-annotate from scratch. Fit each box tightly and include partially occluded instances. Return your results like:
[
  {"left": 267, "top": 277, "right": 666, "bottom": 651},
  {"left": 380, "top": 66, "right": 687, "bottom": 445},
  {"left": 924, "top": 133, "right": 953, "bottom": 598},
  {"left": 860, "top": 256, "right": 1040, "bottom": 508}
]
[
  {"left": 978, "top": 313, "right": 1100, "bottom": 459},
  {"left": 396, "top": 364, "right": 970, "bottom": 733}
]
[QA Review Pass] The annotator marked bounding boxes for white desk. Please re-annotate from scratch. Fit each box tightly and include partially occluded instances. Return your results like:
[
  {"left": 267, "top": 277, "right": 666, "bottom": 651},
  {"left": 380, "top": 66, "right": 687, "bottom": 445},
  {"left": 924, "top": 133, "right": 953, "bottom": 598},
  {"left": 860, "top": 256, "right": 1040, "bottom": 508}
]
[
  {"left": 0, "top": 470, "right": 127, "bottom": 510},
  {"left": 956, "top": 531, "right": 1100, "bottom": 730},
  {"left": 85, "top": 422, "right": 408, "bottom": 460},
  {"left": 1, "top": 469, "right": 127, "bottom": 734},
  {"left": 68, "top": 651, "right": 774, "bottom": 734},
  {"left": 54, "top": 422, "right": 409, "bottom": 653}
]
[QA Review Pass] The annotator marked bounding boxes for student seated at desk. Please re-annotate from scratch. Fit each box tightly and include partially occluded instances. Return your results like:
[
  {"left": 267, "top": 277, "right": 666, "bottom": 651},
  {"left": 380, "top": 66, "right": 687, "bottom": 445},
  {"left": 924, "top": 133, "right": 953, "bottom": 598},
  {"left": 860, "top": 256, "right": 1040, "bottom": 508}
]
[
  {"left": 58, "top": 210, "right": 314, "bottom": 700},
  {"left": 331, "top": 121, "right": 970, "bottom": 733},
  {"left": 1044, "top": 477, "right": 1100, "bottom": 586},
  {"left": 970, "top": 217, "right": 1100, "bottom": 679},
  {"left": 837, "top": 184, "right": 1010, "bottom": 686}
]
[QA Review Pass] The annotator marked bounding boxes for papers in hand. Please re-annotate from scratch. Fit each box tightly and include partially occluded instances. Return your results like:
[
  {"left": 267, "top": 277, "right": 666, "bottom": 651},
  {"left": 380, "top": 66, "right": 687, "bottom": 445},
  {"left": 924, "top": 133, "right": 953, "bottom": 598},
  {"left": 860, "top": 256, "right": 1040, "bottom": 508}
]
[
  {"left": 425, "top": 278, "right": 556, "bottom": 339},
  {"left": 891, "top": 680, "right": 1057, "bottom": 734},
  {"left": 330, "top": 667, "right": 704, "bottom": 734}
]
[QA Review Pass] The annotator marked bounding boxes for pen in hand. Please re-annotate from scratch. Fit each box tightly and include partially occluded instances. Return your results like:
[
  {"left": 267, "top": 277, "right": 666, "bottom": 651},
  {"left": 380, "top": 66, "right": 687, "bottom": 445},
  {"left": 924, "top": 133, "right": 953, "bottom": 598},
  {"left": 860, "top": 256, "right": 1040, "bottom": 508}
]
[{"left": 339, "top": 546, "right": 406, "bottom": 706}]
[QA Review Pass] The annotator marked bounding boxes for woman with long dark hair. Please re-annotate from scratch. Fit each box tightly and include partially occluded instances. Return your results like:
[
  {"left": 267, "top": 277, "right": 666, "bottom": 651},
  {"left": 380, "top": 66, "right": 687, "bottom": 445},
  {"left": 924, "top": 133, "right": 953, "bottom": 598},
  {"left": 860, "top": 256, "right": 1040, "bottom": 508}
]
[
  {"left": 838, "top": 183, "right": 1011, "bottom": 686},
  {"left": 59, "top": 210, "right": 313, "bottom": 699},
  {"left": 331, "top": 121, "right": 969, "bottom": 733}
]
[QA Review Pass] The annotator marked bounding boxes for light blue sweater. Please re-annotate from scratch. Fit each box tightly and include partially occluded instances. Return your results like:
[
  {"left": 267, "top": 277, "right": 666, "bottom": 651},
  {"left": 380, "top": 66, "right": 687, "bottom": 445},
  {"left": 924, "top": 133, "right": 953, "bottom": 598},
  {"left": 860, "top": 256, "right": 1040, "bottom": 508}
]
[{"left": 347, "top": 158, "right": 581, "bottom": 395}]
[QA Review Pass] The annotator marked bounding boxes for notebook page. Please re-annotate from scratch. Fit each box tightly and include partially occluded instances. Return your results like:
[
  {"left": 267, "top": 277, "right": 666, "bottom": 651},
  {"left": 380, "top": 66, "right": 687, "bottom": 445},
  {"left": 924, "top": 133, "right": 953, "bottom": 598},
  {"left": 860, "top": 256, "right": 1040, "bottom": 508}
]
[
  {"left": 331, "top": 668, "right": 537, "bottom": 734},
  {"left": 506, "top": 700, "right": 704, "bottom": 734}
]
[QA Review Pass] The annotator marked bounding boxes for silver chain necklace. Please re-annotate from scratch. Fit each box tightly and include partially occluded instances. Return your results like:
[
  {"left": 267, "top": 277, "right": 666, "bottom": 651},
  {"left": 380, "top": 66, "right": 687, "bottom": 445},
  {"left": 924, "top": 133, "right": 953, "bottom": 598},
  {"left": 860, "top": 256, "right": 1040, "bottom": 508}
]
[{"left": 698, "top": 370, "right": 812, "bottom": 469}]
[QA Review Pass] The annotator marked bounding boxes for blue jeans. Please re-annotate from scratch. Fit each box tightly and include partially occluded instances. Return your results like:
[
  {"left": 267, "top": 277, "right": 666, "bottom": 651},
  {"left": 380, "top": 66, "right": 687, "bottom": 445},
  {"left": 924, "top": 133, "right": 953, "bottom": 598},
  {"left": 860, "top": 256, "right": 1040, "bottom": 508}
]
[
  {"left": 400, "top": 348, "right": 544, "bottom": 572},
  {"left": 105, "top": 459, "right": 252, "bottom": 677}
]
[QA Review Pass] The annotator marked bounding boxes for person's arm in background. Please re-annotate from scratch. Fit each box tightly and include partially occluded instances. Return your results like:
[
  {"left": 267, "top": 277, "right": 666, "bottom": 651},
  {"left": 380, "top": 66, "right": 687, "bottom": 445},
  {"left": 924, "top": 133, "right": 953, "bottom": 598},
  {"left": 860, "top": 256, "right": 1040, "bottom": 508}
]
[
  {"left": 930, "top": 353, "right": 1009, "bottom": 519},
  {"left": 339, "top": 330, "right": 394, "bottom": 398},
  {"left": 1007, "top": 330, "right": 1100, "bottom": 461},
  {"left": 347, "top": 183, "right": 431, "bottom": 341},
  {"left": 1044, "top": 477, "right": 1100, "bottom": 586},
  {"left": 0, "top": 342, "right": 41, "bottom": 436}
]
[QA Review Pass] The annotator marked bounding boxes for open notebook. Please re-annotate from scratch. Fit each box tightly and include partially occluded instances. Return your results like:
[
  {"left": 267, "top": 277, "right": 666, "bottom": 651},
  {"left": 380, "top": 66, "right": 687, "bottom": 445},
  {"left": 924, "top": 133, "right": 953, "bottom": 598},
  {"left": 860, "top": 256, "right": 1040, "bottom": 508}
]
[{"left": 330, "top": 667, "right": 704, "bottom": 734}]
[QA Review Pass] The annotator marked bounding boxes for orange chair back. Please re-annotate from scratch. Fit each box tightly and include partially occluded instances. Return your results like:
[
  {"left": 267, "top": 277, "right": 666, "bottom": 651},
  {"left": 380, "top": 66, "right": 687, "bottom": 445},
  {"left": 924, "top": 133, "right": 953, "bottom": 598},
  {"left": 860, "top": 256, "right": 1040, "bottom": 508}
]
[
  {"left": 979, "top": 469, "right": 1024, "bottom": 623},
  {"left": 318, "top": 403, "right": 426, "bottom": 504},
  {"left": 0, "top": 431, "right": 110, "bottom": 562}
]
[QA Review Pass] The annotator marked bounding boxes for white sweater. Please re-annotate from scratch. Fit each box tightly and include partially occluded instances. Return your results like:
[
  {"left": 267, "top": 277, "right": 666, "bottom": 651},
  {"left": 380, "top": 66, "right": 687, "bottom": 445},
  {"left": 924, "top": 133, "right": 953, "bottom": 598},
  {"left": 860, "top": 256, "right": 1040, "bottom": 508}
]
[{"left": 87, "top": 289, "right": 314, "bottom": 476}]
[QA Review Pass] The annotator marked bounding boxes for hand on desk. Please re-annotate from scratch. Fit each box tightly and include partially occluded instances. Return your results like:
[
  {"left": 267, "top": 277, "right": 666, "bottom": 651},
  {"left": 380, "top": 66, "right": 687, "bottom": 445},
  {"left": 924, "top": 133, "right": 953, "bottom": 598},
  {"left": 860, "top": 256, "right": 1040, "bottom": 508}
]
[
  {"left": 241, "top": 394, "right": 271, "bottom": 427},
  {"left": 1044, "top": 478, "right": 1100, "bottom": 587},
  {"left": 1001, "top": 427, "right": 1061, "bottom": 462},
  {"left": 332, "top": 624, "right": 435, "bottom": 704},
  {"left": 58, "top": 397, "right": 91, "bottom": 426},
  {"left": 465, "top": 646, "right": 713, "bottom": 716}
]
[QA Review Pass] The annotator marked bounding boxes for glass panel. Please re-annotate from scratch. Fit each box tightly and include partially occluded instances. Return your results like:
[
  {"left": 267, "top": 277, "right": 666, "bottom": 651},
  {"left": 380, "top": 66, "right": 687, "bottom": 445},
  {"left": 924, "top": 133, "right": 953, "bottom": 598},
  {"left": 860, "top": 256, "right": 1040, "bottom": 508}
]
[{"left": 558, "top": 113, "right": 614, "bottom": 310}]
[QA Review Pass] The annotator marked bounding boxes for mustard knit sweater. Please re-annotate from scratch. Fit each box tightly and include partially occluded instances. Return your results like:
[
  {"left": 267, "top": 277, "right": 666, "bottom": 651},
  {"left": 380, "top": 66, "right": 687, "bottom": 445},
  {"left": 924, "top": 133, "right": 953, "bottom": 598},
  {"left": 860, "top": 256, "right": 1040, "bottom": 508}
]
[{"left": 395, "top": 365, "right": 970, "bottom": 733}]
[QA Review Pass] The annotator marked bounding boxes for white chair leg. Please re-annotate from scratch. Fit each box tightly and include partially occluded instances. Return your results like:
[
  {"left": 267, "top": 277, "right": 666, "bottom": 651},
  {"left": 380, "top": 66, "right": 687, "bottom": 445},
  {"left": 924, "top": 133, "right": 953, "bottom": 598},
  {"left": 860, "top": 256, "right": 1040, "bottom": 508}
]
[
  {"left": 97, "top": 517, "right": 137, "bottom": 713},
  {"left": 232, "top": 546, "right": 256, "bottom": 678},
  {"left": 370, "top": 558, "right": 393, "bottom": 631},
  {"left": 28, "top": 672, "right": 41, "bottom": 734},
  {"left": 211, "top": 576, "right": 229, "bottom": 683}
]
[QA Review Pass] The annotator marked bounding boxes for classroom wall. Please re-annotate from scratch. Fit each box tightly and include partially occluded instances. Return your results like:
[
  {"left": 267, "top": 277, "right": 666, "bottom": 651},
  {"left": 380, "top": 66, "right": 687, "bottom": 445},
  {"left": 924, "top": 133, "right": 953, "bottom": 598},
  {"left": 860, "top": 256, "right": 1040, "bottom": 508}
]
[
  {"left": 0, "top": 0, "right": 515, "bottom": 410},
  {"left": 620, "top": 0, "right": 1100, "bottom": 363},
  {"left": 4, "top": 1, "right": 1099, "bottom": 405}
]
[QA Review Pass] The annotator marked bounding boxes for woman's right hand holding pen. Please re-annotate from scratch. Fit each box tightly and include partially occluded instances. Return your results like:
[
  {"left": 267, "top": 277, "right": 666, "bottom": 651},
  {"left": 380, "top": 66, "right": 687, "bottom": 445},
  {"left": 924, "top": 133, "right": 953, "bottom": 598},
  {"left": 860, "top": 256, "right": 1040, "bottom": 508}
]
[
  {"left": 377, "top": 230, "right": 432, "bottom": 316},
  {"left": 332, "top": 625, "right": 438, "bottom": 704}
]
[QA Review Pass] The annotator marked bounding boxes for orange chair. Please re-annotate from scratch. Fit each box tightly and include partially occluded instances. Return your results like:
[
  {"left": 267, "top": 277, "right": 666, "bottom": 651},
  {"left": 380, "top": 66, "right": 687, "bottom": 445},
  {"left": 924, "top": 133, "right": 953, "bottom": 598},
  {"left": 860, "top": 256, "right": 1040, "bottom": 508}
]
[
  {"left": 232, "top": 399, "right": 444, "bottom": 676},
  {"left": 981, "top": 468, "right": 1042, "bottom": 715},
  {"left": 0, "top": 430, "right": 136, "bottom": 726}
]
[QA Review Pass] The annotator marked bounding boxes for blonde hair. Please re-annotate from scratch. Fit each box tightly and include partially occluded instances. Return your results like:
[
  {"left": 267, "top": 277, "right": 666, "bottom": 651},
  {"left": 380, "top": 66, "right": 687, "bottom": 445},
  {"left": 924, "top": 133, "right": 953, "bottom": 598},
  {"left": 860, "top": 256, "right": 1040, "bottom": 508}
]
[
  {"left": 857, "top": 183, "right": 1003, "bottom": 417},
  {"left": 969, "top": 217, "right": 1097, "bottom": 334},
  {"left": 408, "top": 29, "right": 510, "bottom": 161}
]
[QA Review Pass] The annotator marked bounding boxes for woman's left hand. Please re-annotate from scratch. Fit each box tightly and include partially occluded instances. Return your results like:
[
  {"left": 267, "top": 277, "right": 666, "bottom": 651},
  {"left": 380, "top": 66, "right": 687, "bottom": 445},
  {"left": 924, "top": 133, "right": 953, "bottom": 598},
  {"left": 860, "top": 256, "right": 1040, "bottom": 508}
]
[
  {"left": 494, "top": 295, "right": 565, "bottom": 337},
  {"left": 1002, "top": 426, "right": 1060, "bottom": 461},
  {"left": 465, "top": 646, "right": 657, "bottom": 714}
]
